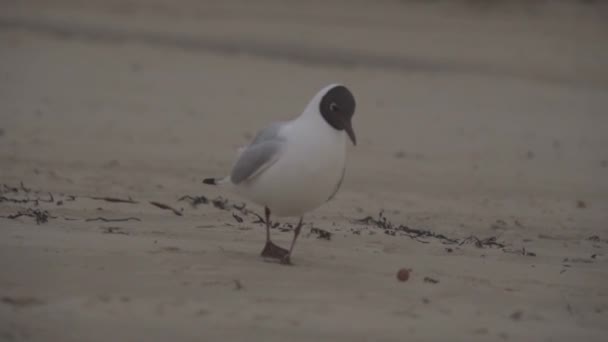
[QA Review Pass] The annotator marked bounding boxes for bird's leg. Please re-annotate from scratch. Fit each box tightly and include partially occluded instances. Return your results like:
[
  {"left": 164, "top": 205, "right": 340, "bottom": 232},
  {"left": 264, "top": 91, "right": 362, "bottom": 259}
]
[
  {"left": 260, "top": 207, "right": 289, "bottom": 260},
  {"left": 281, "top": 217, "right": 304, "bottom": 265},
  {"left": 265, "top": 206, "right": 271, "bottom": 242}
]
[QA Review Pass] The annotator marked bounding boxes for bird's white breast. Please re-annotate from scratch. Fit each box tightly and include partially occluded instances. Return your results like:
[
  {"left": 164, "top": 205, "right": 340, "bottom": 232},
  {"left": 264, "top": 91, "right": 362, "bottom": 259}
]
[{"left": 236, "top": 114, "right": 347, "bottom": 217}]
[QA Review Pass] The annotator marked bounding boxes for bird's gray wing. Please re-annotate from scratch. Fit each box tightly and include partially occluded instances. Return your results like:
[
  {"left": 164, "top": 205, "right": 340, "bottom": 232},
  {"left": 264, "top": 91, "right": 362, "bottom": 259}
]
[
  {"left": 249, "top": 122, "right": 283, "bottom": 145},
  {"left": 327, "top": 165, "right": 346, "bottom": 201},
  {"left": 230, "top": 123, "right": 285, "bottom": 185}
]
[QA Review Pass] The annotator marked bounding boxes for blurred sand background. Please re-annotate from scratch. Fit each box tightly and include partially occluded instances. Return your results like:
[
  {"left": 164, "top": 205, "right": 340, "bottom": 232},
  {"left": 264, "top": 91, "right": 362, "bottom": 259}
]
[{"left": 1, "top": 0, "right": 607, "bottom": 341}]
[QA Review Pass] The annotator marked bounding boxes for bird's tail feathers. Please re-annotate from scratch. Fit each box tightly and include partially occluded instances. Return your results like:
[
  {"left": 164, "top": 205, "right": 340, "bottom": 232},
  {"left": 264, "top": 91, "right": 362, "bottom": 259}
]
[
  {"left": 202, "top": 176, "right": 230, "bottom": 186},
  {"left": 202, "top": 178, "right": 217, "bottom": 185}
]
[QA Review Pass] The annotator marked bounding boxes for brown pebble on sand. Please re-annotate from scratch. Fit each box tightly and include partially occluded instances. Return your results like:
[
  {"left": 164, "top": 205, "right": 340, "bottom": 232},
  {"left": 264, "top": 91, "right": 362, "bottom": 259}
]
[{"left": 397, "top": 268, "right": 411, "bottom": 282}]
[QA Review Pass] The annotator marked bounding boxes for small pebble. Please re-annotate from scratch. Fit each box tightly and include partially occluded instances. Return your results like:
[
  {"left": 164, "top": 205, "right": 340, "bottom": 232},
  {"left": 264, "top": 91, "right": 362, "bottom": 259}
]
[{"left": 397, "top": 268, "right": 411, "bottom": 282}]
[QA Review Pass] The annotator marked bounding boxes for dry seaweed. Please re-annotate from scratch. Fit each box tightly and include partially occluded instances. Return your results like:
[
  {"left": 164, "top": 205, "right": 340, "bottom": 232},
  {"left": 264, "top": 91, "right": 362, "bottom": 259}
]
[
  {"left": 460, "top": 235, "right": 506, "bottom": 249},
  {"left": 211, "top": 197, "right": 229, "bottom": 210},
  {"left": 355, "top": 211, "right": 461, "bottom": 245},
  {"left": 355, "top": 211, "right": 506, "bottom": 248},
  {"left": 149, "top": 201, "right": 182, "bottom": 216},
  {"left": 310, "top": 227, "right": 332, "bottom": 240},
  {"left": 179, "top": 194, "right": 266, "bottom": 224},
  {"left": 178, "top": 195, "right": 209, "bottom": 207},
  {"left": 0, "top": 208, "right": 55, "bottom": 224}
]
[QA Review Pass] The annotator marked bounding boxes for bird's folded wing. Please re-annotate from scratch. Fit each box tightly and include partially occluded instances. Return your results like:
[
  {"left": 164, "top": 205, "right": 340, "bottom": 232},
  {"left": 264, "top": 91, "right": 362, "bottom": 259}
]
[
  {"left": 230, "top": 122, "right": 286, "bottom": 184},
  {"left": 230, "top": 140, "right": 284, "bottom": 184}
]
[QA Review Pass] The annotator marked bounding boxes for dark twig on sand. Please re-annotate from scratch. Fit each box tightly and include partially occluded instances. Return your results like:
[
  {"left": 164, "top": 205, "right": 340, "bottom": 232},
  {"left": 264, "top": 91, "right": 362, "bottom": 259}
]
[
  {"left": 85, "top": 217, "right": 141, "bottom": 222},
  {"left": 232, "top": 213, "right": 244, "bottom": 223},
  {"left": 1, "top": 296, "right": 44, "bottom": 308},
  {"left": 0, "top": 196, "right": 30, "bottom": 204},
  {"left": 423, "top": 277, "right": 439, "bottom": 284},
  {"left": 0, "top": 192, "right": 54, "bottom": 206},
  {"left": 100, "top": 226, "right": 129, "bottom": 235},
  {"left": 149, "top": 201, "right": 182, "bottom": 216},
  {"left": 89, "top": 196, "right": 138, "bottom": 204}
]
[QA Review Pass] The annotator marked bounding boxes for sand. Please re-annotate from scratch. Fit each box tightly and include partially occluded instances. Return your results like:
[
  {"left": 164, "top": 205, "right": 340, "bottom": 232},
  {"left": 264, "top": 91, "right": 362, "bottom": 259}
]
[{"left": 1, "top": 0, "right": 607, "bottom": 341}]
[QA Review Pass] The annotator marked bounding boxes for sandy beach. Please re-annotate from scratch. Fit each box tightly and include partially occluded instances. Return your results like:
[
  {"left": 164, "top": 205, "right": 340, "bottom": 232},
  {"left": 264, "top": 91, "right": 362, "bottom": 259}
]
[{"left": 1, "top": 0, "right": 607, "bottom": 341}]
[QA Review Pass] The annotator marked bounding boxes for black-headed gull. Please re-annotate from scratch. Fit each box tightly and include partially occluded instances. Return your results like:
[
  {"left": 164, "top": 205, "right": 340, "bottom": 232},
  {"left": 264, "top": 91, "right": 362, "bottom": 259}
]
[{"left": 204, "top": 84, "right": 356, "bottom": 264}]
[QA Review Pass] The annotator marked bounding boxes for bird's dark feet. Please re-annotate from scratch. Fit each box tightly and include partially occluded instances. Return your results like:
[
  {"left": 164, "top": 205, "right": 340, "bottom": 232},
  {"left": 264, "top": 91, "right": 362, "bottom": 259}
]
[
  {"left": 261, "top": 241, "right": 289, "bottom": 260},
  {"left": 280, "top": 255, "right": 293, "bottom": 265}
]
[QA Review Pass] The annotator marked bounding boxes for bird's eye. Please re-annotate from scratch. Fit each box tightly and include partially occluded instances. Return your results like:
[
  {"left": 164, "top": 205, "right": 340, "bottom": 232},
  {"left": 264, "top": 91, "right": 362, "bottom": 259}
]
[{"left": 330, "top": 102, "right": 339, "bottom": 112}]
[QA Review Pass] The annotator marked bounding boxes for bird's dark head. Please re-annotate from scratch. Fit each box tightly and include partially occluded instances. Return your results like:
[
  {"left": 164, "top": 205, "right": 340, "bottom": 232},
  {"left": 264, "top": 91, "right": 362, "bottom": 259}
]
[{"left": 319, "top": 85, "right": 356, "bottom": 145}]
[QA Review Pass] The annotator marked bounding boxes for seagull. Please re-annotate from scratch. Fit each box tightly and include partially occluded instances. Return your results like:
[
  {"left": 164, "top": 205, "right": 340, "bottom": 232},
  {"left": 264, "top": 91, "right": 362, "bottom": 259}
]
[{"left": 203, "top": 84, "right": 356, "bottom": 264}]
